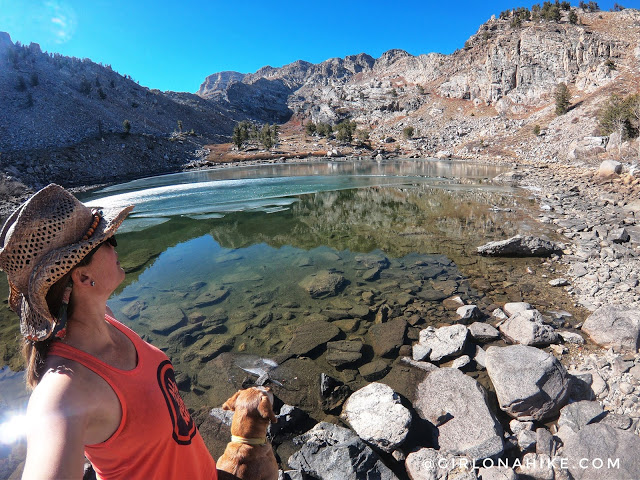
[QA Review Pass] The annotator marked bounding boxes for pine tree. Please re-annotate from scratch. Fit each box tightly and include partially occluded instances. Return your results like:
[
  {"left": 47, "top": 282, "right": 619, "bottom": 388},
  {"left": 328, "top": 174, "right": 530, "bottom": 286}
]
[{"left": 554, "top": 83, "right": 570, "bottom": 115}]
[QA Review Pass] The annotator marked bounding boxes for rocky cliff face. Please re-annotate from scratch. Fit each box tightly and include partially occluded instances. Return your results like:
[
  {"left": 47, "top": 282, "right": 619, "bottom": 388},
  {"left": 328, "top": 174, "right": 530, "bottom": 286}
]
[
  {"left": 440, "top": 16, "right": 624, "bottom": 110},
  {"left": 198, "top": 8, "right": 637, "bottom": 124}
]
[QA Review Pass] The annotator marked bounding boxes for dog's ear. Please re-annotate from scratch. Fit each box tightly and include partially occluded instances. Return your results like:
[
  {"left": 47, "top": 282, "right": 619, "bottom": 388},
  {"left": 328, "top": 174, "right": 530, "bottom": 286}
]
[
  {"left": 258, "top": 395, "right": 278, "bottom": 424},
  {"left": 222, "top": 391, "right": 241, "bottom": 411}
]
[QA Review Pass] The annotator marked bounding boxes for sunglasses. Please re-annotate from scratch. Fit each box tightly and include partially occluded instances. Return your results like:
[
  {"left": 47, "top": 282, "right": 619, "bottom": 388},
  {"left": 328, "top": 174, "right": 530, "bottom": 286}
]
[{"left": 81, "top": 235, "right": 118, "bottom": 265}]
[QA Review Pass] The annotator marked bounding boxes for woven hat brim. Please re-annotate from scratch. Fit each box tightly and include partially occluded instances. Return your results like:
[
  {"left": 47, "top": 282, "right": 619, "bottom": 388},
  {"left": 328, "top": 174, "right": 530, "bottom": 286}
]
[{"left": 21, "top": 204, "right": 134, "bottom": 341}]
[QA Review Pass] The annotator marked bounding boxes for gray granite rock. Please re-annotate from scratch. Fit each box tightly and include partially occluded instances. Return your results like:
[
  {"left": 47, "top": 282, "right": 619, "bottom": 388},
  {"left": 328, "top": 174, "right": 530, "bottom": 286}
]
[
  {"left": 288, "top": 422, "right": 398, "bottom": 480},
  {"left": 562, "top": 423, "right": 640, "bottom": 480},
  {"left": 414, "top": 368, "right": 504, "bottom": 461},
  {"left": 557, "top": 400, "right": 604, "bottom": 432},
  {"left": 457, "top": 305, "right": 482, "bottom": 323},
  {"left": 503, "top": 302, "right": 532, "bottom": 316},
  {"left": 341, "top": 383, "right": 411, "bottom": 453},
  {"left": 469, "top": 322, "right": 500, "bottom": 341},
  {"left": 581, "top": 306, "right": 640, "bottom": 352},
  {"left": 412, "top": 343, "right": 432, "bottom": 361},
  {"left": 405, "top": 448, "right": 477, "bottom": 480},
  {"left": 515, "top": 453, "right": 554, "bottom": 480},
  {"left": 477, "top": 235, "right": 561, "bottom": 257},
  {"left": 477, "top": 465, "right": 516, "bottom": 480},
  {"left": 419, "top": 324, "right": 469, "bottom": 362},
  {"left": 558, "top": 330, "right": 585, "bottom": 344},
  {"left": 485, "top": 345, "right": 571, "bottom": 421},
  {"left": 499, "top": 309, "right": 558, "bottom": 346}
]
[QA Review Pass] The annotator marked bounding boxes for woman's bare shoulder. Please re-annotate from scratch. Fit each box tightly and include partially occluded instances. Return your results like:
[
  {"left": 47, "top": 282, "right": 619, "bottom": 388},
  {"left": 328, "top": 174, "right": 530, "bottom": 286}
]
[{"left": 28, "top": 357, "right": 98, "bottom": 417}]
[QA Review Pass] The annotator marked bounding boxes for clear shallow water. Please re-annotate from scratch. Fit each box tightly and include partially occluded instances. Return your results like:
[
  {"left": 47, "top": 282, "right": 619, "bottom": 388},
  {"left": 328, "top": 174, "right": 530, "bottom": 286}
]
[{"left": 0, "top": 159, "right": 587, "bottom": 476}]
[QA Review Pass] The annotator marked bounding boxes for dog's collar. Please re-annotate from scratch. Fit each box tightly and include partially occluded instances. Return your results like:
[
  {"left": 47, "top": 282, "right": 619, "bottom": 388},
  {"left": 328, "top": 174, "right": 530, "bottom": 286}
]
[{"left": 231, "top": 435, "right": 267, "bottom": 446}]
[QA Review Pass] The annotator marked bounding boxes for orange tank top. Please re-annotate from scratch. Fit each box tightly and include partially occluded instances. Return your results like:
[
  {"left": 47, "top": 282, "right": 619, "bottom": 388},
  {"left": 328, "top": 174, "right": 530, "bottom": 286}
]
[{"left": 49, "top": 315, "right": 217, "bottom": 480}]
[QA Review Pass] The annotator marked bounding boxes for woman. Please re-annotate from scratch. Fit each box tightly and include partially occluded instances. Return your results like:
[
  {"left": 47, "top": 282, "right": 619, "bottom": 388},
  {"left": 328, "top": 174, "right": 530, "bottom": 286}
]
[{"left": 0, "top": 184, "right": 218, "bottom": 480}]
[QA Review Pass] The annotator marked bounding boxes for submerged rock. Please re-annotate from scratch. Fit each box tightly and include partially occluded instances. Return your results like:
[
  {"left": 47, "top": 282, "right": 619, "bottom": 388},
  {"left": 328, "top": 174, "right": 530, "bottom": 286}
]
[
  {"left": 326, "top": 340, "right": 363, "bottom": 367},
  {"left": 477, "top": 235, "right": 561, "bottom": 257},
  {"left": 367, "top": 318, "right": 407, "bottom": 357},
  {"left": 284, "top": 320, "right": 340, "bottom": 356},
  {"left": 299, "top": 271, "right": 347, "bottom": 298}
]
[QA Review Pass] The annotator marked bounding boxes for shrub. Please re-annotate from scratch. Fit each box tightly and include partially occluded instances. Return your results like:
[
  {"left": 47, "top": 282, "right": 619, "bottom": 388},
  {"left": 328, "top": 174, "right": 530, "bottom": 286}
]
[
  {"left": 79, "top": 77, "right": 92, "bottom": 95},
  {"left": 605, "top": 59, "right": 616, "bottom": 71},
  {"left": 417, "top": 85, "right": 425, "bottom": 95},
  {"left": 554, "top": 83, "right": 570, "bottom": 115},
  {"left": 177, "top": 120, "right": 183, "bottom": 133},
  {"left": 356, "top": 129, "right": 370, "bottom": 142},
  {"left": 316, "top": 123, "right": 333, "bottom": 138},
  {"left": 123, "top": 119, "right": 131, "bottom": 135},
  {"left": 97, "top": 87, "right": 107, "bottom": 100},
  {"left": 15, "top": 75, "right": 27, "bottom": 91},
  {"left": 403, "top": 126, "right": 415, "bottom": 139},
  {"left": 305, "top": 122, "right": 317, "bottom": 136},
  {"left": 30, "top": 72, "right": 39, "bottom": 87},
  {"left": 569, "top": 10, "right": 579, "bottom": 23},
  {"left": 599, "top": 93, "right": 639, "bottom": 140},
  {"left": 612, "top": 3, "right": 625, "bottom": 11},
  {"left": 533, "top": 124, "right": 541, "bottom": 136}
]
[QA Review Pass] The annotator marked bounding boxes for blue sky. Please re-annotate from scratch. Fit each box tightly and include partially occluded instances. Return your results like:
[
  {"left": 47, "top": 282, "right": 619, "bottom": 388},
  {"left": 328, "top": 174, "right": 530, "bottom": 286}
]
[{"left": 0, "top": 0, "right": 635, "bottom": 93}]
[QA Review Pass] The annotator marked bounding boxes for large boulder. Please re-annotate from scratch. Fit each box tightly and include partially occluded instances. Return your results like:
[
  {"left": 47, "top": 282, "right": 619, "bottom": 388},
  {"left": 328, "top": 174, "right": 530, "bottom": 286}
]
[
  {"left": 485, "top": 345, "right": 571, "bottom": 421},
  {"left": 414, "top": 368, "right": 504, "bottom": 461},
  {"left": 341, "top": 383, "right": 412, "bottom": 453},
  {"left": 581, "top": 306, "right": 640, "bottom": 352},
  {"left": 561, "top": 423, "right": 640, "bottom": 480},
  {"left": 405, "top": 448, "right": 477, "bottom": 480},
  {"left": 499, "top": 309, "right": 558, "bottom": 346},
  {"left": 477, "top": 235, "right": 561, "bottom": 257},
  {"left": 418, "top": 325, "right": 469, "bottom": 362},
  {"left": 288, "top": 422, "right": 398, "bottom": 480}
]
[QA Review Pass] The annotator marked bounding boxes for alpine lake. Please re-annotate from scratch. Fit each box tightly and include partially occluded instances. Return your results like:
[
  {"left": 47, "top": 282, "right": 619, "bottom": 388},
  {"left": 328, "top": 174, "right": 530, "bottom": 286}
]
[{"left": 0, "top": 159, "right": 590, "bottom": 476}]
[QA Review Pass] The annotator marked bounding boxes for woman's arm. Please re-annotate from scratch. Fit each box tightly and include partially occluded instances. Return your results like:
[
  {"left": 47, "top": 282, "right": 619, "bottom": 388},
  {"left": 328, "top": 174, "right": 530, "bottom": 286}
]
[{"left": 21, "top": 369, "right": 90, "bottom": 480}]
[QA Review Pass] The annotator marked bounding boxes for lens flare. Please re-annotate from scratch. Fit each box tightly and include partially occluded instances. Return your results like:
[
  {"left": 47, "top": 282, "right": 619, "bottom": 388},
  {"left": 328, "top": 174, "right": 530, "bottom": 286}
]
[{"left": 0, "top": 413, "right": 27, "bottom": 445}]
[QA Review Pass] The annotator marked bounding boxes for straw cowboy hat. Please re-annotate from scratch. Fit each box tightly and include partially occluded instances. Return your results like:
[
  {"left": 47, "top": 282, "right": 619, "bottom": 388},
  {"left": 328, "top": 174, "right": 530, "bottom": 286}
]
[{"left": 0, "top": 184, "right": 134, "bottom": 341}]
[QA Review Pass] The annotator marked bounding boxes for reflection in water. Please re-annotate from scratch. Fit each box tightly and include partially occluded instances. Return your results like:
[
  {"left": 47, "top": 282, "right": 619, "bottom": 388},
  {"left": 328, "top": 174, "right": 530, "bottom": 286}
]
[{"left": 0, "top": 160, "right": 586, "bottom": 477}]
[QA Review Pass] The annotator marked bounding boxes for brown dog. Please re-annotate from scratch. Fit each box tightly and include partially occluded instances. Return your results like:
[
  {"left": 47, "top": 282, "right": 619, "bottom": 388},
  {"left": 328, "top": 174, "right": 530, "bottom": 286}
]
[{"left": 216, "top": 386, "right": 279, "bottom": 480}]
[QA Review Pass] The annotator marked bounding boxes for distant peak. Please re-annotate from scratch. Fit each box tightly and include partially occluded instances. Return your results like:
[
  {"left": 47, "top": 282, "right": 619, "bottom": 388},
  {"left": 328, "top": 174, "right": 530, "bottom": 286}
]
[{"left": 0, "top": 31, "right": 13, "bottom": 48}]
